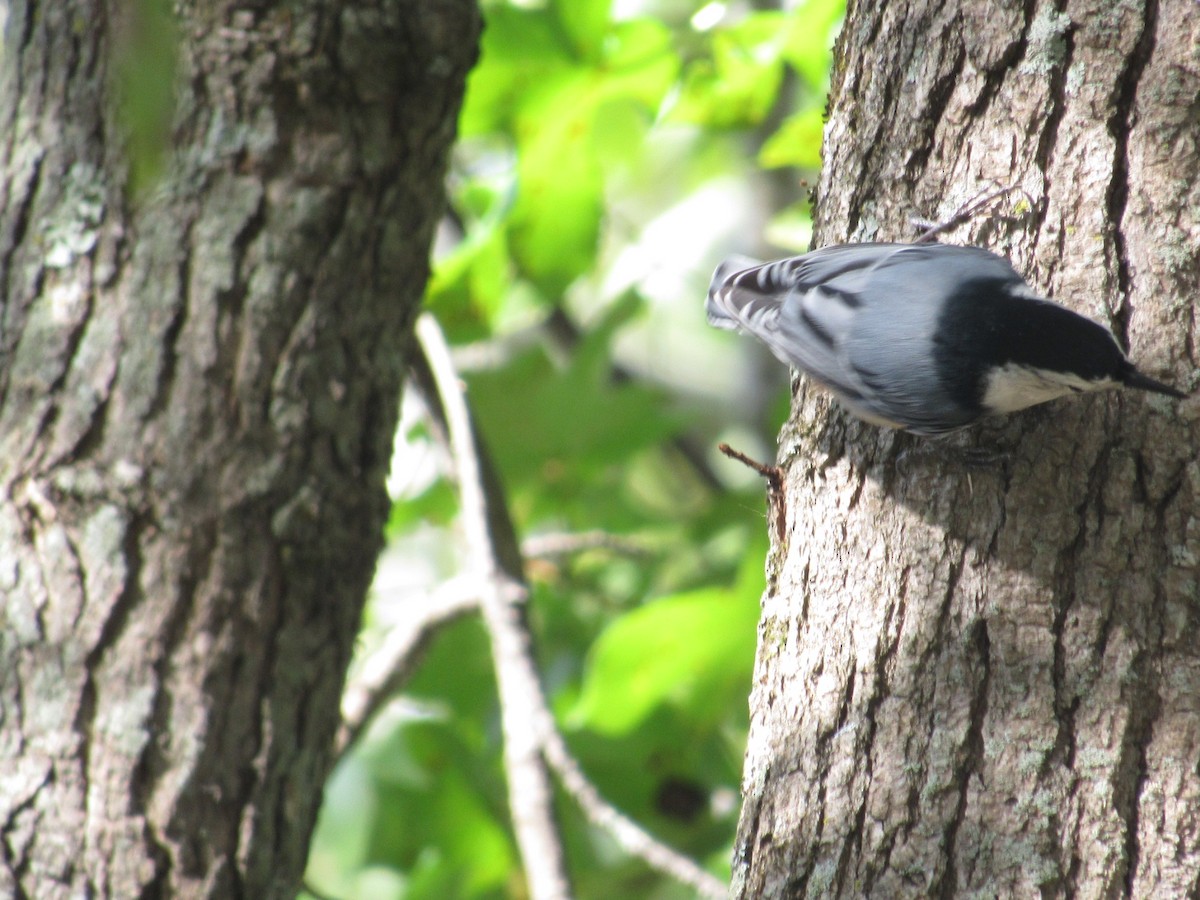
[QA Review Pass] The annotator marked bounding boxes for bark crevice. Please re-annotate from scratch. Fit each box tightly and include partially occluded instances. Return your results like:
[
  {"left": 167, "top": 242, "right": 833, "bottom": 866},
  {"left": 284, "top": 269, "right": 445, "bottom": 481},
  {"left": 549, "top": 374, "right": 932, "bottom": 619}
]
[{"left": 1105, "top": 0, "right": 1158, "bottom": 345}]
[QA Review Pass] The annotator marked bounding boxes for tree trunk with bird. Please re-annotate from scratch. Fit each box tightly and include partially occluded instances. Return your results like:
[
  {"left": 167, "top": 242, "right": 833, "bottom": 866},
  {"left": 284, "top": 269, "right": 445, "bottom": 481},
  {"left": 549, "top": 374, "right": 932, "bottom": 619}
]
[{"left": 731, "top": 2, "right": 1200, "bottom": 896}]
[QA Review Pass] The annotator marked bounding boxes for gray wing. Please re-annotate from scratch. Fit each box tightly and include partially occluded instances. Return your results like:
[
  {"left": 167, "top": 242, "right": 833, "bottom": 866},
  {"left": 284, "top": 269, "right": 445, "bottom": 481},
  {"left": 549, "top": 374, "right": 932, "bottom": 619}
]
[
  {"left": 707, "top": 242, "right": 1027, "bottom": 433},
  {"left": 707, "top": 244, "right": 918, "bottom": 410}
]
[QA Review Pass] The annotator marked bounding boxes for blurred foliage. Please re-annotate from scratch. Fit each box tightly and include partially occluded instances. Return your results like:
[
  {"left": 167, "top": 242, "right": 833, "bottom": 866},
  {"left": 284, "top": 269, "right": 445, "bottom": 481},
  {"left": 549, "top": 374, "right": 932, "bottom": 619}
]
[
  {"left": 112, "top": 0, "right": 179, "bottom": 196},
  {"left": 304, "top": 1, "right": 843, "bottom": 898}
]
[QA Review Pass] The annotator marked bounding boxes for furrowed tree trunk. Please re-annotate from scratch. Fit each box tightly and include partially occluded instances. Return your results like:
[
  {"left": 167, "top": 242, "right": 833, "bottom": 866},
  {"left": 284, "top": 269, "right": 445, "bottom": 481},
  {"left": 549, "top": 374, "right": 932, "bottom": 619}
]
[
  {"left": 0, "top": 2, "right": 477, "bottom": 897},
  {"left": 732, "top": 1, "right": 1199, "bottom": 897}
]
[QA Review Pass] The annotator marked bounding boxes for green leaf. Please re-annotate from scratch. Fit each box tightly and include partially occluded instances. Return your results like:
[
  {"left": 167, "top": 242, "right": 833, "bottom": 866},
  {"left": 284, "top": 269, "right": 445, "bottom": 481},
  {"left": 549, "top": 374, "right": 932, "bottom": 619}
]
[
  {"left": 594, "top": 18, "right": 679, "bottom": 109},
  {"left": 782, "top": 0, "right": 846, "bottom": 89},
  {"left": 357, "top": 771, "right": 511, "bottom": 900},
  {"left": 466, "top": 295, "right": 685, "bottom": 489},
  {"left": 569, "top": 578, "right": 760, "bottom": 735},
  {"left": 552, "top": 0, "right": 612, "bottom": 60},
  {"left": 758, "top": 104, "right": 825, "bottom": 169},
  {"left": 459, "top": 5, "right": 575, "bottom": 137},
  {"left": 405, "top": 617, "right": 497, "bottom": 724},
  {"left": 426, "top": 213, "right": 512, "bottom": 330},
  {"left": 463, "top": 12, "right": 679, "bottom": 297},
  {"left": 324, "top": 620, "right": 513, "bottom": 897},
  {"left": 671, "top": 12, "right": 790, "bottom": 127},
  {"left": 378, "top": 775, "right": 513, "bottom": 896},
  {"left": 510, "top": 104, "right": 605, "bottom": 296},
  {"left": 587, "top": 21, "right": 680, "bottom": 168}
]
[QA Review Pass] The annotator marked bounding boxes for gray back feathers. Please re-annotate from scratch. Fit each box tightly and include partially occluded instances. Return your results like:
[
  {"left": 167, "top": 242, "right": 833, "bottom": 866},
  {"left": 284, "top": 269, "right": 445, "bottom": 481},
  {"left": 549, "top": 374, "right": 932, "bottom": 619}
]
[{"left": 706, "top": 243, "right": 1028, "bottom": 434}]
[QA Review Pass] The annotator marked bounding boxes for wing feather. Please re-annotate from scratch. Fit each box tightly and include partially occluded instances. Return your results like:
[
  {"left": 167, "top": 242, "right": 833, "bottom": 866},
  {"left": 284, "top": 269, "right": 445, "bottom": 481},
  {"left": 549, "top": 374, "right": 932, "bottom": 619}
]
[{"left": 706, "top": 242, "right": 1028, "bottom": 433}]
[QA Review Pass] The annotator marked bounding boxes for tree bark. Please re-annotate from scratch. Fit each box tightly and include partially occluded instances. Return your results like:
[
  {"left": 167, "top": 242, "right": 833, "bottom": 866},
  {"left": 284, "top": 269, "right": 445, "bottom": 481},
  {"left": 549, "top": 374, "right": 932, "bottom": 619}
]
[
  {"left": 732, "top": 1, "right": 1199, "bottom": 897},
  {"left": 0, "top": 2, "right": 478, "bottom": 897}
]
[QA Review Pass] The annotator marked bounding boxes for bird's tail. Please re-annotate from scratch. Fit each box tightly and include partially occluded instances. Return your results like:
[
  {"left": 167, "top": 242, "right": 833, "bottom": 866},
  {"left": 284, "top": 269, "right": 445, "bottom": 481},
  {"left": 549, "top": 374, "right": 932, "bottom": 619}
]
[{"left": 706, "top": 255, "right": 761, "bottom": 330}]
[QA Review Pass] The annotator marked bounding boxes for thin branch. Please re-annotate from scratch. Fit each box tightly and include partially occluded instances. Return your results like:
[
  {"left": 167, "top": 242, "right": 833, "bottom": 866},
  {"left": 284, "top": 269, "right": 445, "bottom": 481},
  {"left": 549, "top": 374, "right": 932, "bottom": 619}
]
[
  {"left": 719, "top": 442, "right": 787, "bottom": 547},
  {"left": 416, "top": 313, "right": 573, "bottom": 900},
  {"left": 413, "top": 311, "right": 729, "bottom": 900},
  {"left": 717, "top": 442, "right": 782, "bottom": 486},
  {"left": 910, "top": 183, "right": 1027, "bottom": 243},
  {"left": 335, "top": 576, "right": 480, "bottom": 758},
  {"left": 541, "top": 728, "right": 727, "bottom": 899}
]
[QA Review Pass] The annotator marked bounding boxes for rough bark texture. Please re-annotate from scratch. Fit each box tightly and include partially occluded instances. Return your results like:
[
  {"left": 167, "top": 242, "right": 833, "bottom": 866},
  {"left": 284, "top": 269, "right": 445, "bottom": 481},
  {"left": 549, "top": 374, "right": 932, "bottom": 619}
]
[
  {"left": 0, "top": 2, "right": 478, "bottom": 897},
  {"left": 732, "top": 1, "right": 1199, "bottom": 897}
]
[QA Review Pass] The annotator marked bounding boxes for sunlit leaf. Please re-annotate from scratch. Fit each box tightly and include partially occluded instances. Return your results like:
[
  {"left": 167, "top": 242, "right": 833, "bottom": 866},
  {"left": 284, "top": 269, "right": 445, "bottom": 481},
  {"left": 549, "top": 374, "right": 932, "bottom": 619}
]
[
  {"left": 459, "top": 5, "right": 575, "bottom": 136},
  {"left": 759, "top": 104, "right": 825, "bottom": 169},
  {"left": 569, "top": 573, "right": 760, "bottom": 734},
  {"left": 466, "top": 313, "right": 686, "bottom": 483},
  {"left": 510, "top": 104, "right": 605, "bottom": 296},
  {"left": 671, "top": 11, "right": 790, "bottom": 127},
  {"left": 552, "top": 0, "right": 612, "bottom": 60},
  {"left": 595, "top": 18, "right": 679, "bottom": 110},
  {"left": 782, "top": 0, "right": 846, "bottom": 89}
]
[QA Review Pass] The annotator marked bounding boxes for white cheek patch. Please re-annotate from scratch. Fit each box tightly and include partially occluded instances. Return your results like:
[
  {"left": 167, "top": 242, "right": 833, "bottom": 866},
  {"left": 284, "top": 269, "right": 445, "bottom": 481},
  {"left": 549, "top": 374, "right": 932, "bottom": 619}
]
[{"left": 981, "top": 363, "right": 1118, "bottom": 414}]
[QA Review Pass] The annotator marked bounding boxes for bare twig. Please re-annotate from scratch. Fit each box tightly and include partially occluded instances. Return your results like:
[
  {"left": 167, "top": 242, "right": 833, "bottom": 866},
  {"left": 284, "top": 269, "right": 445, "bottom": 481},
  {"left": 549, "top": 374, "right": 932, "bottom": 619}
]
[
  {"left": 541, "top": 728, "right": 727, "bottom": 899},
  {"left": 719, "top": 442, "right": 787, "bottom": 547},
  {"left": 412, "top": 311, "right": 729, "bottom": 900},
  {"left": 416, "top": 313, "right": 573, "bottom": 900},
  {"left": 335, "top": 575, "right": 480, "bottom": 757},
  {"left": 718, "top": 443, "right": 782, "bottom": 485},
  {"left": 911, "top": 183, "right": 1023, "bottom": 244}
]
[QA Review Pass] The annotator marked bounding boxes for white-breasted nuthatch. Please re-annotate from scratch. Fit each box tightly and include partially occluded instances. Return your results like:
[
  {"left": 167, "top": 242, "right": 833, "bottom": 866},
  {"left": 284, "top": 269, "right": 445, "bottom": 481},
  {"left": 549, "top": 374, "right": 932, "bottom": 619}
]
[{"left": 707, "top": 242, "right": 1187, "bottom": 435}]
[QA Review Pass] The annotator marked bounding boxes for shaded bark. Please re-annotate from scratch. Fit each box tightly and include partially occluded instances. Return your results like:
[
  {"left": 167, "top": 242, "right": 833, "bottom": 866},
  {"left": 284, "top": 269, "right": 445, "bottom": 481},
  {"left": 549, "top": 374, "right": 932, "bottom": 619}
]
[
  {"left": 733, "top": 0, "right": 1199, "bottom": 897},
  {"left": 0, "top": 1, "right": 478, "bottom": 897}
]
